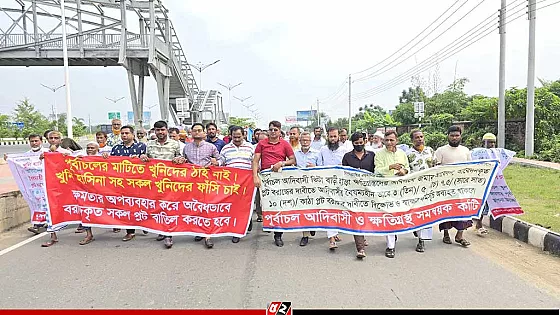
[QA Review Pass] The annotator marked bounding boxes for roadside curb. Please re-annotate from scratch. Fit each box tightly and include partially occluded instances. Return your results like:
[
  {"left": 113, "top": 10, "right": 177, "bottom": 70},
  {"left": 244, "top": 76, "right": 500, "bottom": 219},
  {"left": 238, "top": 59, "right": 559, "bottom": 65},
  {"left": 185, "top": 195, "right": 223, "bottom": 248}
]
[
  {"left": 482, "top": 215, "right": 560, "bottom": 256},
  {"left": 0, "top": 141, "right": 28, "bottom": 146}
]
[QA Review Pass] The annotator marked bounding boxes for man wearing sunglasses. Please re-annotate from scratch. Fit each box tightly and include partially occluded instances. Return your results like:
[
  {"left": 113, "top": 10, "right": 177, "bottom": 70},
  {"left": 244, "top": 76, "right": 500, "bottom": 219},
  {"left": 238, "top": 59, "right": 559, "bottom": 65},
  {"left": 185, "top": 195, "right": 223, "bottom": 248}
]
[{"left": 252, "top": 120, "right": 296, "bottom": 247}]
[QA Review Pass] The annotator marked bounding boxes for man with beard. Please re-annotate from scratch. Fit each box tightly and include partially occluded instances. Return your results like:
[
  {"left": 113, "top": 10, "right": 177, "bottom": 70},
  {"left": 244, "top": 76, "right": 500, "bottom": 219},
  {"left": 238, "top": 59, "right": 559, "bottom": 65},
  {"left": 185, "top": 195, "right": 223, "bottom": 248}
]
[
  {"left": 206, "top": 122, "right": 226, "bottom": 152},
  {"left": 342, "top": 132, "right": 375, "bottom": 258},
  {"left": 365, "top": 130, "right": 384, "bottom": 152},
  {"left": 317, "top": 127, "right": 347, "bottom": 250},
  {"left": 435, "top": 125, "right": 472, "bottom": 247},
  {"left": 289, "top": 126, "right": 301, "bottom": 151},
  {"left": 374, "top": 130, "right": 409, "bottom": 258},
  {"left": 311, "top": 126, "right": 326, "bottom": 151},
  {"left": 339, "top": 128, "right": 353, "bottom": 152},
  {"left": 179, "top": 123, "right": 220, "bottom": 248},
  {"left": 169, "top": 127, "right": 186, "bottom": 152},
  {"left": 251, "top": 128, "right": 262, "bottom": 145},
  {"left": 219, "top": 126, "right": 255, "bottom": 243},
  {"left": 294, "top": 131, "right": 320, "bottom": 246},
  {"left": 253, "top": 120, "right": 296, "bottom": 247},
  {"left": 102, "top": 126, "right": 147, "bottom": 239},
  {"left": 406, "top": 129, "right": 436, "bottom": 253},
  {"left": 106, "top": 118, "right": 124, "bottom": 146},
  {"left": 140, "top": 121, "right": 183, "bottom": 248}
]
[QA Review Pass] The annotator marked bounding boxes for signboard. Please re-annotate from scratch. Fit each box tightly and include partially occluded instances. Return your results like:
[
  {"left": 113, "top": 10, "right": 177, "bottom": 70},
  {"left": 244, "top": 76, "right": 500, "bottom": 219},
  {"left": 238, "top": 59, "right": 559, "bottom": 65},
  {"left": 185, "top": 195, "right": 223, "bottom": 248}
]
[
  {"left": 296, "top": 110, "right": 317, "bottom": 122},
  {"left": 413, "top": 102, "right": 425, "bottom": 118},
  {"left": 11, "top": 122, "right": 24, "bottom": 130},
  {"left": 176, "top": 98, "right": 189, "bottom": 112},
  {"left": 108, "top": 112, "right": 121, "bottom": 120},
  {"left": 127, "top": 111, "right": 152, "bottom": 125},
  {"left": 285, "top": 116, "right": 297, "bottom": 124}
]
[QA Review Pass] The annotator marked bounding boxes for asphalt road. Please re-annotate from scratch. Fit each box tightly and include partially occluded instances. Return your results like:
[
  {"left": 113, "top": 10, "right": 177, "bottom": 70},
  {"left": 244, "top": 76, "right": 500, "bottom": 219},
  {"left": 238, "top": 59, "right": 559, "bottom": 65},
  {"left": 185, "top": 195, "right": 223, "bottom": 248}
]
[
  {"left": 0, "top": 221, "right": 559, "bottom": 309},
  {"left": 0, "top": 144, "right": 30, "bottom": 156}
]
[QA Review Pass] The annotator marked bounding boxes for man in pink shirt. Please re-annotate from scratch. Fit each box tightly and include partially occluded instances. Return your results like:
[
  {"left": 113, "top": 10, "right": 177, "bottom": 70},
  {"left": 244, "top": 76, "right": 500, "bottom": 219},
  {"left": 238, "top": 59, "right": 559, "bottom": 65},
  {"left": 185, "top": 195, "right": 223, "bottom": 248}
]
[{"left": 252, "top": 120, "right": 296, "bottom": 247}]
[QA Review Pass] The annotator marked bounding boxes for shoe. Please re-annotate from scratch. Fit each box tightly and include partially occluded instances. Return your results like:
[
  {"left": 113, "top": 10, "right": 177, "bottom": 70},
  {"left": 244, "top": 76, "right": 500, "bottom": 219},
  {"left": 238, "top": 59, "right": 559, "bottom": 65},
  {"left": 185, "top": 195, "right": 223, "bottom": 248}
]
[
  {"left": 310, "top": 231, "right": 316, "bottom": 236},
  {"left": 334, "top": 235, "right": 342, "bottom": 242},
  {"left": 256, "top": 216, "right": 263, "bottom": 222},
  {"left": 194, "top": 236, "right": 203, "bottom": 242},
  {"left": 413, "top": 231, "right": 418, "bottom": 237},
  {"left": 142, "top": 230, "right": 149, "bottom": 235},
  {"left": 27, "top": 226, "right": 40, "bottom": 235},
  {"left": 122, "top": 234, "right": 135, "bottom": 242},
  {"left": 364, "top": 239, "right": 369, "bottom": 246},
  {"left": 156, "top": 234, "right": 165, "bottom": 241},
  {"left": 164, "top": 237, "right": 173, "bottom": 249},
  {"left": 299, "top": 237, "right": 309, "bottom": 246},
  {"left": 232, "top": 237, "right": 240, "bottom": 243},
  {"left": 112, "top": 228, "right": 121, "bottom": 233},
  {"left": 416, "top": 240, "right": 425, "bottom": 253},
  {"left": 248, "top": 221, "right": 253, "bottom": 232},
  {"left": 356, "top": 250, "right": 366, "bottom": 259},
  {"left": 329, "top": 241, "right": 338, "bottom": 250},
  {"left": 205, "top": 238, "right": 214, "bottom": 248},
  {"left": 385, "top": 247, "right": 395, "bottom": 258},
  {"left": 274, "top": 236, "right": 284, "bottom": 247}
]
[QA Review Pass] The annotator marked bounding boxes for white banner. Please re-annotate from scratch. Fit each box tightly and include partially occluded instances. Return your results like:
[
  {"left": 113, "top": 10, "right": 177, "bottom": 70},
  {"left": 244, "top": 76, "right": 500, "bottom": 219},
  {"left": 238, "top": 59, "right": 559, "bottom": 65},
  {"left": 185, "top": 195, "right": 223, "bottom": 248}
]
[{"left": 7, "top": 153, "right": 48, "bottom": 224}]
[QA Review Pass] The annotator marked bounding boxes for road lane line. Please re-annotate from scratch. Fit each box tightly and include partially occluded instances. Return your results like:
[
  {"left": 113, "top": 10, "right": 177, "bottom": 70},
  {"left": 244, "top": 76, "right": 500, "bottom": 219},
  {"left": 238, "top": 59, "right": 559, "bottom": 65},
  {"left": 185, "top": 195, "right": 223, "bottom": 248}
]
[{"left": 0, "top": 232, "right": 48, "bottom": 257}]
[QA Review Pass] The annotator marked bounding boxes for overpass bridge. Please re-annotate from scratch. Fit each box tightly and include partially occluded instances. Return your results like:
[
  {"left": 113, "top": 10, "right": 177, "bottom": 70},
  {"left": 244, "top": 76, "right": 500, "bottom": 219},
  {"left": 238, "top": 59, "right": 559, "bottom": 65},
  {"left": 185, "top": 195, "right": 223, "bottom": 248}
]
[{"left": 0, "top": 0, "right": 226, "bottom": 128}]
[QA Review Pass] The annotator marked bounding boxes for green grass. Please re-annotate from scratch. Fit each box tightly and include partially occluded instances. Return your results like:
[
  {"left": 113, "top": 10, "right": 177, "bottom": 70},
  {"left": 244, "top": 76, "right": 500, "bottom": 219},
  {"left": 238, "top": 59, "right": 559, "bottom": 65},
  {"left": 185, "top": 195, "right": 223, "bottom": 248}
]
[{"left": 503, "top": 164, "right": 560, "bottom": 233}]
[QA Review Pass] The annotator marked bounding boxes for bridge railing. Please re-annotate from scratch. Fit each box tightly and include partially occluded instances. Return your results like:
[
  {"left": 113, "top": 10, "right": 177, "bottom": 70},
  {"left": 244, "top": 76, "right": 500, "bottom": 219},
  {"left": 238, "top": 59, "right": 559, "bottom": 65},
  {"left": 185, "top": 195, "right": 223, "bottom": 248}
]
[{"left": 0, "top": 33, "right": 149, "bottom": 50}]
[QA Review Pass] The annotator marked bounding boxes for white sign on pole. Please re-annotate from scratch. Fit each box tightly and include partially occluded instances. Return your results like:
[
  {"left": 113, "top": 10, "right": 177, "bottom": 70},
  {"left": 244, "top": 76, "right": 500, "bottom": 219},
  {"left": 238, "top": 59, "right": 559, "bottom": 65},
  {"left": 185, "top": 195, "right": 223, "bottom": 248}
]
[{"left": 176, "top": 98, "right": 189, "bottom": 112}]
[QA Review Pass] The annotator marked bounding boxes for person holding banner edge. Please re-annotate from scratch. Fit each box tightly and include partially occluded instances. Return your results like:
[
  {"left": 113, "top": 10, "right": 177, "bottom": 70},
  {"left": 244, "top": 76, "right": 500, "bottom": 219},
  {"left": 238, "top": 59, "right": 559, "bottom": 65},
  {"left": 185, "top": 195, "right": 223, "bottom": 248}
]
[
  {"left": 252, "top": 120, "right": 296, "bottom": 247},
  {"left": 374, "top": 130, "right": 410, "bottom": 258}
]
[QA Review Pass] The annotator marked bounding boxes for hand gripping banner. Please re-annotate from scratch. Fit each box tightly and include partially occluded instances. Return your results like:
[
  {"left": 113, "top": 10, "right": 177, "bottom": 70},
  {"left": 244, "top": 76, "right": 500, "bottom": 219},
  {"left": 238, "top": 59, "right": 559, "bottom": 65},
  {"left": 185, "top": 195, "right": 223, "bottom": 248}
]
[
  {"left": 43, "top": 153, "right": 255, "bottom": 237},
  {"left": 259, "top": 160, "right": 499, "bottom": 235}
]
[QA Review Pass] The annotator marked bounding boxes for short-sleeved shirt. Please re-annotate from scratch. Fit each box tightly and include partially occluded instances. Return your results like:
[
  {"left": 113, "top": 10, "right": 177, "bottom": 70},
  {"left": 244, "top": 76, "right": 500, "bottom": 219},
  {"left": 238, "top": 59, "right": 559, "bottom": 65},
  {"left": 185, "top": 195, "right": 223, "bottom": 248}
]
[
  {"left": 207, "top": 137, "right": 226, "bottom": 153},
  {"left": 318, "top": 144, "right": 347, "bottom": 166},
  {"left": 294, "top": 148, "right": 320, "bottom": 168},
  {"left": 183, "top": 141, "right": 220, "bottom": 167},
  {"left": 434, "top": 144, "right": 471, "bottom": 165},
  {"left": 220, "top": 140, "right": 254, "bottom": 170},
  {"left": 106, "top": 132, "right": 123, "bottom": 147},
  {"left": 342, "top": 150, "right": 375, "bottom": 173},
  {"left": 255, "top": 139, "right": 294, "bottom": 170},
  {"left": 110, "top": 142, "right": 147, "bottom": 157},
  {"left": 146, "top": 138, "right": 181, "bottom": 160},
  {"left": 406, "top": 146, "right": 436, "bottom": 173}
]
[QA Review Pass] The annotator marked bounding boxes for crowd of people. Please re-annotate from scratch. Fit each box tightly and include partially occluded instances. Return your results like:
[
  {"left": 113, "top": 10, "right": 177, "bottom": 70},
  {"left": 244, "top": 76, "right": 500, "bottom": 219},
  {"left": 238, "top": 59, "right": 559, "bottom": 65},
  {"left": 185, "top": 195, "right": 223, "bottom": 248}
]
[{"left": 8, "top": 117, "right": 497, "bottom": 260}]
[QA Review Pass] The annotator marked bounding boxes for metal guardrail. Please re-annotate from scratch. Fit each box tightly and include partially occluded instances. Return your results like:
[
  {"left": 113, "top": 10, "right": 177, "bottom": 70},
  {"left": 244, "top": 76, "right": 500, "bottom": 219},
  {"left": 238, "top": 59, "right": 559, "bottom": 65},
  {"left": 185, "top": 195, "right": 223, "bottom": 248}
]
[{"left": 0, "top": 33, "right": 149, "bottom": 49}]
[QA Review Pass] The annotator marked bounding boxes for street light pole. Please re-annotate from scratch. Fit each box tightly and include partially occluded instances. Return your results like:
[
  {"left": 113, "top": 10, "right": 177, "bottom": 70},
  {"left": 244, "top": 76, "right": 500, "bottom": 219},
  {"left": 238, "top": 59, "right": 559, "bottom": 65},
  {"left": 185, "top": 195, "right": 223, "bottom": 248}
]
[
  {"left": 60, "top": 0, "right": 73, "bottom": 138},
  {"left": 217, "top": 82, "right": 242, "bottom": 123},
  {"left": 41, "top": 83, "right": 65, "bottom": 131},
  {"left": 189, "top": 60, "right": 220, "bottom": 90}
]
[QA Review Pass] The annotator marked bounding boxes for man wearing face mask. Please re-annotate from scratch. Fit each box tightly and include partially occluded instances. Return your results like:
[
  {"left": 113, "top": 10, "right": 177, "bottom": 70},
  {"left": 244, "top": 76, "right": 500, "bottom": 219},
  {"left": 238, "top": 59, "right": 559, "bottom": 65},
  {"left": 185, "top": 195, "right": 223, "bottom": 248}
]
[
  {"left": 342, "top": 132, "right": 375, "bottom": 258},
  {"left": 435, "top": 125, "right": 472, "bottom": 248},
  {"left": 374, "top": 130, "right": 410, "bottom": 258},
  {"left": 317, "top": 127, "right": 348, "bottom": 250}
]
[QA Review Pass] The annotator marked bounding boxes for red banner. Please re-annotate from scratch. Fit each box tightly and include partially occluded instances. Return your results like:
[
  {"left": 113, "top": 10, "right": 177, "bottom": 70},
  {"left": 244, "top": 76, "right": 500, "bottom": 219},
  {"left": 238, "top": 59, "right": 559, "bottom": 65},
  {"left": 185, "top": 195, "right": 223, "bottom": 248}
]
[{"left": 44, "top": 153, "right": 255, "bottom": 237}]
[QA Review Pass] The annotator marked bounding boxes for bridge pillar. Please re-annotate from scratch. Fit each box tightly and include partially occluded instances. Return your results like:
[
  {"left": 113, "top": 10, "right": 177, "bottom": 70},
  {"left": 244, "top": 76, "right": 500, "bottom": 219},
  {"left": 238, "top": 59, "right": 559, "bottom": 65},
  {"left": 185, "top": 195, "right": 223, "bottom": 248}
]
[
  {"left": 155, "top": 71, "right": 170, "bottom": 123},
  {"left": 126, "top": 60, "right": 148, "bottom": 130}
]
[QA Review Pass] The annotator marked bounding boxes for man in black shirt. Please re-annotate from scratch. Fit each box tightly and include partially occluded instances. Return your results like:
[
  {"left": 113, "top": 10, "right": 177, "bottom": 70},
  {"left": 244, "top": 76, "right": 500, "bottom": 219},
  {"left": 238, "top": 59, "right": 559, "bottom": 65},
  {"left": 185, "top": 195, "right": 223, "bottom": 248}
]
[{"left": 342, "top": 132, "right": 375, "bottom": 259}]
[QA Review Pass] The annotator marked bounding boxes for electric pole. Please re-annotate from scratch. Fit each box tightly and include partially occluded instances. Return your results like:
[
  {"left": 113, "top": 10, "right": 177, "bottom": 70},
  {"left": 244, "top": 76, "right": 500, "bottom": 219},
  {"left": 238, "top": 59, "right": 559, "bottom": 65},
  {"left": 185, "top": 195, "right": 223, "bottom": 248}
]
[
  {"left": 317, "top": 98, "right": 320, "bottom": 127},
  {"left": 348, "top": 74, "right": 352, "bottom": 132},
  {"left": 525, "top": 0, "right": 536, "bottom": 156},
  {"left": 498, "top": 0, "right": 507, "bottom": 148},
  {"left": 217, "top": 82, "right": 242, "bottom": 123},
  {"left": 188, "top": 60, "right": 220, "bottom": 90},
  {"left": 41, "top": 83, "right": 65, "bottom": 131}
]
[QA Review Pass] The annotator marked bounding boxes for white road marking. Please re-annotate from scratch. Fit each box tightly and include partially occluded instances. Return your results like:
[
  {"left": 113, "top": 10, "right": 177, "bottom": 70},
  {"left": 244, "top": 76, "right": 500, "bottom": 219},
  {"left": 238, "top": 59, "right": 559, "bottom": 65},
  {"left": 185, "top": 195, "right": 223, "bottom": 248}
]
[{"left": 0, "top": 232, "right": 48, "bottom": 257}]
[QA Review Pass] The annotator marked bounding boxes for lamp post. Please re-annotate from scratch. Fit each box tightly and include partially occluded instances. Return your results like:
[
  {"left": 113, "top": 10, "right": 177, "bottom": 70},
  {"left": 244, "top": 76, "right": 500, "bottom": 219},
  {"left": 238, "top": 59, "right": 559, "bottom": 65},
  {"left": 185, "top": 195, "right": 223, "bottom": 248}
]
[
  {"left": 60, "top": 0, "right": 73, "bottom": 138},
  {"left": 41, "top": 83, "right": 65, "bottom": 131},
  {"left": 217, "top": 82, "right": 242, "bottom": 123},
  {"left": 188, "top": 60, "right": 220, "bottom": 90}
]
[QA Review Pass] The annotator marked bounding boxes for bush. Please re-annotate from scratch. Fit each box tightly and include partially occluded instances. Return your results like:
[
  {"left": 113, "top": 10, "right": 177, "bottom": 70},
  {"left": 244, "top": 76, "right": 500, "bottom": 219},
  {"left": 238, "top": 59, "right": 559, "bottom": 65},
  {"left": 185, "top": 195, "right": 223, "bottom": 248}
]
[
  {"left": 425, "top": 132, "right": 447, "bottom": 149},
  {"left": 398, "top": 132, "right": 412, "bottom": 146},
  {"left": 536, "top": 135, "right": 560, "bottom": 162}
]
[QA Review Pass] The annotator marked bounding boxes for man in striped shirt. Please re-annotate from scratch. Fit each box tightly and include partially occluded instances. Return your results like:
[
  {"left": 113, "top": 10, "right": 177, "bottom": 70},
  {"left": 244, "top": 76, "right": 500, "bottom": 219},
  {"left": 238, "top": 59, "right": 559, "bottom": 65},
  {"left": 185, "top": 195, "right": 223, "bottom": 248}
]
[{"left": 219, "top": 125, "right": 255, "bottom": 243}]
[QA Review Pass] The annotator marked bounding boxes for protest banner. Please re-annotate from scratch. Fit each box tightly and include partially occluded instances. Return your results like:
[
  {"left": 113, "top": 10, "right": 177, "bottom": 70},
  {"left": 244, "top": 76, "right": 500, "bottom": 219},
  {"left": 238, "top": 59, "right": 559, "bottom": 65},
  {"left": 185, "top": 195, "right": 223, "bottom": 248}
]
[
  {"left": 471, "top": 148, "right": 523, "bottom": 218},
  {"left": 7, "top": 153, "right": 48, "bottom": 224},
  {"left": 43, "top": 153, "right": 255, "bottom": 237},
  {"left": 259, "top": 160, "right": 499, "bottom": 235}
]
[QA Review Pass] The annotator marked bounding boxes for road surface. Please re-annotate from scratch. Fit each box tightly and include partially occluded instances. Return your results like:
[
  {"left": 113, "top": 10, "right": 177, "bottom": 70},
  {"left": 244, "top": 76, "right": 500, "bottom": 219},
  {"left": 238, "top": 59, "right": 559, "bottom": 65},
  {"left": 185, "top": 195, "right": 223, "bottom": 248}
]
[{"left": 0, "top": 221, "right": 559, "bottom": 309}]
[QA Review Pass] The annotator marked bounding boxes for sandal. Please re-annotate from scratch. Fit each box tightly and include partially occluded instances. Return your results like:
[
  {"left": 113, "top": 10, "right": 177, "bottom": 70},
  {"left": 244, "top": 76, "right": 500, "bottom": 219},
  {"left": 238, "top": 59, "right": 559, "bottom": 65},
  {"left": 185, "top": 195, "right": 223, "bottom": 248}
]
[
  {"left": 476, "top": 227, "right": 489, "bottom": 236},
  {"left": 79, "top": 237, "right": 95, "bottom": 245},
  {"left": 356, "top": 250, "right": 366, "bottom": 259},
  {"left": 334, "top": 235, "right": 342, "bottom": 242},
  {"left": 443, "top": 235, "right": 452, "bottom": 244},
  {"left": 41, "top": 240, "right": 58, "bottom": 247},
  {"left": 75, "top": 228, "right": 85, "bottom": 234},
  {"left": 329, "top": 241, "right": 338, "bottom": 250},
  {"left": 455, "top": 238, "right": 471, "bottom": 247}
]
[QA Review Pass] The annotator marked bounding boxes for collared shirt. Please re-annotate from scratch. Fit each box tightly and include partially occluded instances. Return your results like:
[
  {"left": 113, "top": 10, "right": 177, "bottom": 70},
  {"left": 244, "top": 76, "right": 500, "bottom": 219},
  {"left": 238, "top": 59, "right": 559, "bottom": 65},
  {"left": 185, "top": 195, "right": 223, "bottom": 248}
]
[
  {"left": 374, "top": 147, "right": 410, "bottom": 177},
  {"left": 365, "top": 141, "right": 384, "bottom": 153},
  {"left": 207, "top": 137, "right": 226, "bottom": 153},
  {"left": 220, "top": 140, "right": 254, "bottom": 170},
  {"left": 434, "top": 144, "right": 471, "bottom": 165},
  {"left": 183, "top": 140, "right": 220, "bottom": 167},
  {"left": 26, "top": 147, "right": 48, "bottom": 154},
  {"left": 294, "top": 147, "right": 320, "bottom": 168},
  {"left": 342, "top": 150, "right": 375, "bottom": 173},
  {"left": 146, "top": 138, "right": 181, "bottom": 160},
  {"left": 290, "top": 141, "right": 301, "bottom": 152},
  {"left": 254, "top": 138, "right": 294, "bottom": 170},
  {"left": 311, "top": 137, "right": 326, "bottom": 151},
  {"left": 406, "top": 146, "right": 436, "bottom": 173},
  {"left": 318, "top": 144, "right": 347, "bottom": 166},
  {"left": 99, "top": 145, "right": 113, "bottom": 154},
  {"left": 340, "top": 140, "right": 354, "bottom": 153},
  {"left": 106, "top": 132, "right": 123, "bottom": 147},
  {"left": 110, "top": 142, "right": 147, "bottom": 157}
]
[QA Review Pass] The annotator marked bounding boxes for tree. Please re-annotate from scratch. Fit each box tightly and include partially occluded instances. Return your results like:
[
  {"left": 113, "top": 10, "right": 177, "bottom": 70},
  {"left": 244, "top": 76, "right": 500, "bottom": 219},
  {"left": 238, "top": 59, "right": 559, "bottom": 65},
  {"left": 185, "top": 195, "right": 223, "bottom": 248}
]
[
  {"left": 50, "top": 114, "right": 88, "bottom": 137},
  {"left": 392, "top": 103, "right": 416, "bottom": 125},
  {"left": 228, "top": 117, "right": 256, "bottom": 129},
  {"left": 460, "top": 95, "right": 497, "bottom": 122},
  {"left": 425, "top": 78, "right": 469, "bottom": 118},
  {"left": 0, "top": 114, "right": 10, "bottom": 139},
  {"left": 12, "top": 98, "right": 51, "bottom": 138}
]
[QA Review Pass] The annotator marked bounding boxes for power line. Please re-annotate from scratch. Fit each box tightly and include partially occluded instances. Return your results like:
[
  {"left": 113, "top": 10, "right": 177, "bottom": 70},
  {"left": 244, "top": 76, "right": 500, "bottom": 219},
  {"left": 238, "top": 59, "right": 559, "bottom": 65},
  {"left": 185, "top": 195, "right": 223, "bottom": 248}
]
[
  {"left": 318, "top": 79, "right": 348, "bottom": 102},
  {"left": 350, "top": 0, "right": 527, "bottom": 100},
  {"left": 352, "top": 0, "right": 463, "bottom": 76}
]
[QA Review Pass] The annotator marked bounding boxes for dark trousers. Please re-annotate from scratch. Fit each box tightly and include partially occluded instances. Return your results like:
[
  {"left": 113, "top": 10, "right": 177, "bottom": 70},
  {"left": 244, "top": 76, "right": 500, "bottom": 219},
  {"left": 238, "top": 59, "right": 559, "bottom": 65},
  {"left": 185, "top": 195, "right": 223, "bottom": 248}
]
[
  {"left": 354, "top": 235, "right": 366, "bottom": 251},
  {"left": 126, "top": 229, "right": 135, "bottom": 234},
  {"left": 274, "top": 232, "right": 283, "bottom": 238},
  {"left": 254, "top": 189, "right": 263, "bottom": 217}
]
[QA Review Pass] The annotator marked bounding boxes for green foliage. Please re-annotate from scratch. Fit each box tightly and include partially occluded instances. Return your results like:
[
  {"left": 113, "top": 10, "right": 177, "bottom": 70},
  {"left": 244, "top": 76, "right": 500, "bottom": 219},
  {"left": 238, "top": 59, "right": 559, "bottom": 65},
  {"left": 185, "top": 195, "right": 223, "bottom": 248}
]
[
  {"left": 426, "top": 113, "right": 454, "bottom": 131},
  {"left": 398, "top": 132, "right": 412, "bottom": 146},
  {"left": 0, "top": 114, "right": 10, "bottom": 138},
  {"left": 328, "top": 117, "right": 349, "bottom": 131},
  {"left": 460, "top": 95, "right": 497, "bottom": 122},
  {"left": 424, "top": 132, "right": 447, "bottom": 150},
  {"left": 536, "top": 135, "right": 560, "bottom": 163},
  {"left": 228, "top": 117, "right": 256, "bottom": 129},
  {"left": 12, "top": 98, "right": 51, "bottom": 138},
  {"left": 392, "top": 103, "right": 416, "bottom": 125}
]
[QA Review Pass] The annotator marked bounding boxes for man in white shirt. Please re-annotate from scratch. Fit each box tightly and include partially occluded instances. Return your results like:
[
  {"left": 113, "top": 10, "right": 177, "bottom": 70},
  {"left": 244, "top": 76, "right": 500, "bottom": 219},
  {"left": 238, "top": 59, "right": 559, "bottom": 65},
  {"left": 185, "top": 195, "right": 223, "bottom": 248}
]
[
  {"left": 310, "top": 126, "right": 326, "bottom": 151},
  {"left": 434, "top": 125, "right": 472, "bottom": 248},
  {"left": 317, "top": 127, "right": 347, "bottom": 250},
  {"left": 339, "top": 128, "right": 354, "bottom": 153},
  {"left": 365, "top": 130, "right": 384, "bottom": 152}
]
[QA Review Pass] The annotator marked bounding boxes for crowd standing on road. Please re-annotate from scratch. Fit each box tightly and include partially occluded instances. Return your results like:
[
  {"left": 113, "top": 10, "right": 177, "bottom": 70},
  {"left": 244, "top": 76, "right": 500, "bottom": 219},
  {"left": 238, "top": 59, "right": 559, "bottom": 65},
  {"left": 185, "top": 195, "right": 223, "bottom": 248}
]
[{"left": 5, "top": 116, "right": 498, "bottom": 260}]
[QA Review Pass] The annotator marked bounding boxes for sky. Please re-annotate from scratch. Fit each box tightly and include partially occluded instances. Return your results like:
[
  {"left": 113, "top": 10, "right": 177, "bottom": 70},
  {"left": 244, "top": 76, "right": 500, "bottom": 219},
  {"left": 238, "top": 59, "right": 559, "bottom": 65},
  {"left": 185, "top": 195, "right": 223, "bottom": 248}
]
[{"left": 1, "top": 0, "right": 559, "bottom": 129}]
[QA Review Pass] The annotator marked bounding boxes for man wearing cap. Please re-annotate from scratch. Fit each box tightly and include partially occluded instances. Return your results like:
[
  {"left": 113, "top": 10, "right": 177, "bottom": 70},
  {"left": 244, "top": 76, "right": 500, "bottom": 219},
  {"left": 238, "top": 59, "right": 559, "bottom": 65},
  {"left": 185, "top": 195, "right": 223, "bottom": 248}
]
[{"left": 366, "top": 131, "right": 384, "bottom": 152}]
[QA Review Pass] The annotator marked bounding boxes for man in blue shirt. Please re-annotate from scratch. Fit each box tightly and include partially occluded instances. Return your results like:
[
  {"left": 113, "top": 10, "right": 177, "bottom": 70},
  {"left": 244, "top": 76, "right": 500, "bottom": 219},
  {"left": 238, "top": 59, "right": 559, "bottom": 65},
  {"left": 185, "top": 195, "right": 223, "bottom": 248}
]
[
  {"left": 102, "top": 125, "right": 147, "bottom": 241},
  {"left": 206, "top": 122, "right": 226, "bottom": 152}
]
